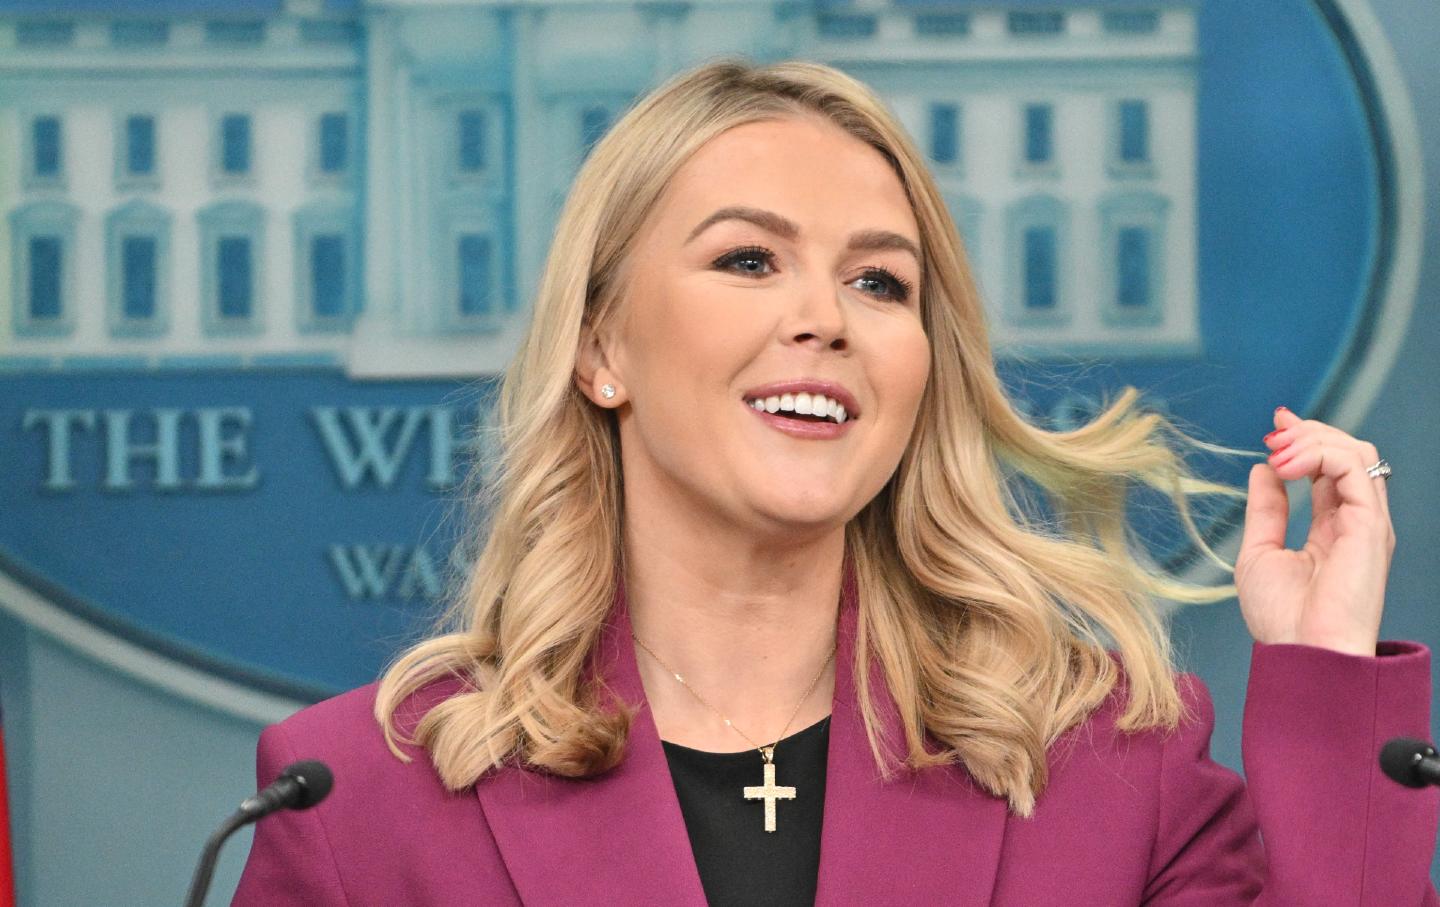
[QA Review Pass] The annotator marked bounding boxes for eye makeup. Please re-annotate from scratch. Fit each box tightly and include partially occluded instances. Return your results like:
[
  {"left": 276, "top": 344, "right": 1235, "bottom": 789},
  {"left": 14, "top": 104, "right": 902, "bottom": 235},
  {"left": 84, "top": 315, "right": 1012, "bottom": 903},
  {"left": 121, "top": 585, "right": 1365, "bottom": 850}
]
[{"left": 710, "top": 244, "right": 916, "bottom": 304}]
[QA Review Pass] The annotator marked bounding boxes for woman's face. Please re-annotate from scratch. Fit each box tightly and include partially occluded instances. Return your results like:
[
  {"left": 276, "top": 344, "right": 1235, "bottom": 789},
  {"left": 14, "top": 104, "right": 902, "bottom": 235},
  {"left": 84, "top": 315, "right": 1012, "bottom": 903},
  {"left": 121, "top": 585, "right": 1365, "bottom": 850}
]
[{"left": 586, "top": 114, "right": 932, "bottom": 540}]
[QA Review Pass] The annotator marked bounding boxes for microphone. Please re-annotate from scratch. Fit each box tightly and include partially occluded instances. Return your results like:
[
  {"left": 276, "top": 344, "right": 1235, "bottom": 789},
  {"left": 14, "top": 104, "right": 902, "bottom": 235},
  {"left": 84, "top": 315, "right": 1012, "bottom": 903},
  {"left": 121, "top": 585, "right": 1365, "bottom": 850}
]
[
  {"left": 1380, "top": 738, "right": 1440, "bottom": 789},
  {"left": 239, "top": 759, "right": 334, "bottom": 819},
  {"left": 183, "top": 760, "right": 334, "bottom": 907}
]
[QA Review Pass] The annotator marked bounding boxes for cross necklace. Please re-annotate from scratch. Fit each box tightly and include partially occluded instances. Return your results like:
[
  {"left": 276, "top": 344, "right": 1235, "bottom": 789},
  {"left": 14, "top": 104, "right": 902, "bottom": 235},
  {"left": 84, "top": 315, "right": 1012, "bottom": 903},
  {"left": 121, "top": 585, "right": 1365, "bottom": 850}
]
[{"left": 632, "top": 629, "right": 835, "bottom": 833}]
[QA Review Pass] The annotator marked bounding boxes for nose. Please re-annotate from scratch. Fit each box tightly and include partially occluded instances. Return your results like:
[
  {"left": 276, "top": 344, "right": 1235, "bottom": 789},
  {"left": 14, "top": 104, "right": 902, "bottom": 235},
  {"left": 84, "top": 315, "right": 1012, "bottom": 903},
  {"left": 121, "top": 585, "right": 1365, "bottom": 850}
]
[{"left": 783, "top": 278, "right": 849, "bottom": 353}]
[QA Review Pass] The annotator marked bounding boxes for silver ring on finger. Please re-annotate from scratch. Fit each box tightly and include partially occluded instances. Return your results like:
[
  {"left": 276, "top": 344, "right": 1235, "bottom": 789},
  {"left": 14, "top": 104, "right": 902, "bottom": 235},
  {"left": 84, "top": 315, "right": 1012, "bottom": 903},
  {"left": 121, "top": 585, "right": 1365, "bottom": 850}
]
[{"left": 1365, "top": 458, "right": 1392, "bottom": 481}]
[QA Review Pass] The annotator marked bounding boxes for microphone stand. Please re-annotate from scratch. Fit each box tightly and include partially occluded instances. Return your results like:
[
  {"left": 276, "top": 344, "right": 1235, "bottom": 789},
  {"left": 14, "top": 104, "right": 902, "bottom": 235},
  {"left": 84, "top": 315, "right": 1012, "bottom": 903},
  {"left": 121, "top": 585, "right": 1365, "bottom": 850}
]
[
  {"left": 183, "top": 761, "right": 331, "bottom": 907},
  {"left": 183, "top": 808, "right": 253, "bottom": 907}
]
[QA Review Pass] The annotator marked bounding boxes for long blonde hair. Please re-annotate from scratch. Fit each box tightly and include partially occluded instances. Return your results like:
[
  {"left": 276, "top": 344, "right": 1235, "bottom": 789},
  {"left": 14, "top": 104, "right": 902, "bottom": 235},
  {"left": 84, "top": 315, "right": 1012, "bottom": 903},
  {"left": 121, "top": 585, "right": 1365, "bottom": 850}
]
[{"left": 375, "top": 57, "right": 1236, "bottom": 816}]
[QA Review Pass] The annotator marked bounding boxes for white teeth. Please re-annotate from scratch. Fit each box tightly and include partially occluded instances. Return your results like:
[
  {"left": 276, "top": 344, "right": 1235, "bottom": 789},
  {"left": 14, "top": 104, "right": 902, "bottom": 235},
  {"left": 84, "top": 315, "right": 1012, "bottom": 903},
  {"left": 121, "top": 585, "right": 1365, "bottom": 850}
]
[{"left": 745, "top": 391, "right": 852, "bottom": 424}]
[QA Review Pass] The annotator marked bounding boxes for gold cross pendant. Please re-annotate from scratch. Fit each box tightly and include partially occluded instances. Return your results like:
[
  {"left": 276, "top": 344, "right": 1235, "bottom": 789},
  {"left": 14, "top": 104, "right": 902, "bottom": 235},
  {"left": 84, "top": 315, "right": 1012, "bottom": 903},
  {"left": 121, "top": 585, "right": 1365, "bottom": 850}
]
[{"left": 742, "top": 745, "right": 796, "bottom": 833}]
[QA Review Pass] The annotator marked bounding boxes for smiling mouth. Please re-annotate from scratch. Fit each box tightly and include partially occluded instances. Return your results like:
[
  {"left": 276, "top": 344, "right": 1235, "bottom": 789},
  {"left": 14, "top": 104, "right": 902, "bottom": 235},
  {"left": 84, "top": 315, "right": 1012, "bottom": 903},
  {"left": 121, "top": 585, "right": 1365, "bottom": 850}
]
[{"left": 743, "top": 392, "right": 851, "bottom": 424}]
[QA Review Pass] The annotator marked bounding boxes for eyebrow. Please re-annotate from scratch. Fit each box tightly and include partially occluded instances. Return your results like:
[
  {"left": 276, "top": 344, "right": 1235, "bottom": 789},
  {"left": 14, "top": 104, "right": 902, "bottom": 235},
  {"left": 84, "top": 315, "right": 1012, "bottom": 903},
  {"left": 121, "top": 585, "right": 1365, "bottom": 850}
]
[{"left": 684, "top": 205, "right": 922, "bottom": 263}]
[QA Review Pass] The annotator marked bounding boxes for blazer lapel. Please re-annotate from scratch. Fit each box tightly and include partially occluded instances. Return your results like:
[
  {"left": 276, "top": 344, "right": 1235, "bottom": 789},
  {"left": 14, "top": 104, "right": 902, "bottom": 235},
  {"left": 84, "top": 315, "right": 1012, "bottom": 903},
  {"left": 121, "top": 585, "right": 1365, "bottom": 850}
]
[
  {"left": 814, "top": 576, "right": 1009, "bottom": 905},
  {"left": 475, "top": 586, "right": 709, "bottom": 905},
  {"left": 477, "top": 574, "right": 1009, "bottom": 905}
]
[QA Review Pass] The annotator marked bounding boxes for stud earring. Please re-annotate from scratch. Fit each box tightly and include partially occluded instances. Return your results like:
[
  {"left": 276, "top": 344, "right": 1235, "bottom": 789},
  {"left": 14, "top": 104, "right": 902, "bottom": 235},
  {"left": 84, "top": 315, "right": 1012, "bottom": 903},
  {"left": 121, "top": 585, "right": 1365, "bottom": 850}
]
[{"left": 600, "top": 384, "right": 616, "bottom": 400}]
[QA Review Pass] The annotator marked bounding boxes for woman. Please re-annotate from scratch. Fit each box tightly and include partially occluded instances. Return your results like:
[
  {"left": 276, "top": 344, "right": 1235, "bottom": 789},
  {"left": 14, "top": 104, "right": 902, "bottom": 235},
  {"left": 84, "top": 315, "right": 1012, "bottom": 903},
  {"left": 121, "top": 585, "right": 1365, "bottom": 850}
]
[{"left": 235, "top": 59, "right": 1437, "bottom": 904}]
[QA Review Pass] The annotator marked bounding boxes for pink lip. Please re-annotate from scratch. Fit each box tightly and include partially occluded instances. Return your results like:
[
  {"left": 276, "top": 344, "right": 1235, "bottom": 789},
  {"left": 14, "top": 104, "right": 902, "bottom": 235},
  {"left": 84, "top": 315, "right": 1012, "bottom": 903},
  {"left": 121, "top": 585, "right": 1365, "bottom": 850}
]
[
  {"left": 746, "top": 405, "right": 854, "bottom": 440},
  {"left": 741, "top": 379, "right": 861, "bottom": 418}
]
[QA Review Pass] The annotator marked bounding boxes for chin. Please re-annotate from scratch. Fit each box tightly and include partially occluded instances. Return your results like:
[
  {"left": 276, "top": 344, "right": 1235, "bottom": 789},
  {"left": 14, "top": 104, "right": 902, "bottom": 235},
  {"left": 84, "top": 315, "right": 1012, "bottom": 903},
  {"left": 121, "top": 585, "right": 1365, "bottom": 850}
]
[{"left": 747, "top": 494, "right": 855, "bottom": 535}]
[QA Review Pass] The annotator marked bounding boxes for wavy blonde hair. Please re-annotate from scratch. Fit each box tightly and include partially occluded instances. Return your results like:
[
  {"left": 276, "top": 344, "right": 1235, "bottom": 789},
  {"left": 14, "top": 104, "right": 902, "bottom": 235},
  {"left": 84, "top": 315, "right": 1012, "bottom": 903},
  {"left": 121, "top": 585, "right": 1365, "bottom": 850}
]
[{"left": 375, "top": 57, "right": 1237, "bottom": 816}]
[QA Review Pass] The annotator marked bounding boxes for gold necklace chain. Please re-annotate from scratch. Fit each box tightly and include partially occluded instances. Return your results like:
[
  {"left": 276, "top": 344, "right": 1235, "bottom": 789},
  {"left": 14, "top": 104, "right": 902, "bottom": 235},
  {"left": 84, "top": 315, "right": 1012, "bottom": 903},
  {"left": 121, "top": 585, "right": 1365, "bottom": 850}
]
[{"left": 630, "top": 629, "right": 835, "bottom": 762}]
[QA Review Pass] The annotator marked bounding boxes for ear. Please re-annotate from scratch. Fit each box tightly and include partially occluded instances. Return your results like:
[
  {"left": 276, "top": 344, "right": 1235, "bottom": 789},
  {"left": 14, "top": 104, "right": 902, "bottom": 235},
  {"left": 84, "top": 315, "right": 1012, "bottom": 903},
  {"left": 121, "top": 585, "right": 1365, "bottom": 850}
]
[{"left": 574, "top": 319, "right": 625, "bottom": 407}]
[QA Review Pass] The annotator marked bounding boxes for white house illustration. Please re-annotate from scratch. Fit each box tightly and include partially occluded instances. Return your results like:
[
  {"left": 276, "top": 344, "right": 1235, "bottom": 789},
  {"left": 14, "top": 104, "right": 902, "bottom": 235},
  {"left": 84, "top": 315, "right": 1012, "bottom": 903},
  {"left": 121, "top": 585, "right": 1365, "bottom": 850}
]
[{"left": 0, "top": 0, "right": 1199, "bottom": 379}]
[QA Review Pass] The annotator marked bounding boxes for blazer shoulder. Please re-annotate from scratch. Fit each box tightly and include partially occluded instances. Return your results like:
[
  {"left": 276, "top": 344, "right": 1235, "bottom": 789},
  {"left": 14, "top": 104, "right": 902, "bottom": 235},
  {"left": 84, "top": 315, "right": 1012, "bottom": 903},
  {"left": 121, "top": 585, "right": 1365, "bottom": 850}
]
[
  {"left": 262, "top": 676, "right": 469, "bottom": 795},
  {"left": 273, "top": 683, "right": 382, "bottom": 751},
  {"left": 238, "top": 679, "right": 501, "bottom": 903}
]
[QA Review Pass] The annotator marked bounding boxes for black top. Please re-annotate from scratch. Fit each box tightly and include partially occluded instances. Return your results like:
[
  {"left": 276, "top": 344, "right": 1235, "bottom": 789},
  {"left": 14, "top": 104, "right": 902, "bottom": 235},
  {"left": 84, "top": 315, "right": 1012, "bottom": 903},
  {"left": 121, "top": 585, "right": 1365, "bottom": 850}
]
[{"left": 661, "top": 715, "right": 831, "bottom": 907}]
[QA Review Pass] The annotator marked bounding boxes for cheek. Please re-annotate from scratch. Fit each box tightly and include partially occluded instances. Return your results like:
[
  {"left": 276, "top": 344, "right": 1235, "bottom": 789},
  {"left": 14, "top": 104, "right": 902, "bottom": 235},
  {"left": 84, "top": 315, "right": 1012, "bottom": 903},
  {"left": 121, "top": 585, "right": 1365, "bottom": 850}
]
[
  {"left": 624, "top": 287, "right": 761, "bottom": 445},
  {"left": 639, "top": 283, "right": 765, "bottom": 383},
  {"left": 878, "top": 322, "right": 932, "bottom": 414}
]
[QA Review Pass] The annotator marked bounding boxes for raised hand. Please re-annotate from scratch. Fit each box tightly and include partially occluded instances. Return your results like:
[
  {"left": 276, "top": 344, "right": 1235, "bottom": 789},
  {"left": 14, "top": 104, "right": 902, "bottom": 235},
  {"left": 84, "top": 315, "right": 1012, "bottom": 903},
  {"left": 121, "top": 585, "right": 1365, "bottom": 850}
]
[{"left": 1234, "top": 406, "right": 1394, "bottom": 656}]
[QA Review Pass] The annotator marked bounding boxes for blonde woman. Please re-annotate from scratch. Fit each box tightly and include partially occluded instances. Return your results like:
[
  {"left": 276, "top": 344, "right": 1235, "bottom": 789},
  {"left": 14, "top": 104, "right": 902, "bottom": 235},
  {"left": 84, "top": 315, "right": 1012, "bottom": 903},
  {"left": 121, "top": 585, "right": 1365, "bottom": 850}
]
[{"left": 235, "top": 59, "right": 1436, "bottom": 904}]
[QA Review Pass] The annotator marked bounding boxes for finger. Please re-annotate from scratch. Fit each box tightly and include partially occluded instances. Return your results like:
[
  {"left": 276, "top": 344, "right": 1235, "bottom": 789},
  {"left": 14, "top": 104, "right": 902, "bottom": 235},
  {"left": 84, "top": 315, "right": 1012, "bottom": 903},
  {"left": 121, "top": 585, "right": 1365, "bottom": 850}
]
[
  {"left": 1238, "top": 463, "right": 1289, "bottom": 570},
  {"left": 1272, "top": 439, "right": 1342, "bottom": 526},
  {"left": 1263, "top": 410, "right": 1332, "bottom": 453},
  {"left": 1272, "top": 406, "right": 1303, "bottom": 432},
  {"left": 1262, "top": 423, "right": 1339, "bottom": 551},
  {"left": 1263, "top": 407, "right": 1306, "bottom": 455},
  {"left": 1305, "top": 470, "right": 1342, "bottom": 552},
  {"left": 1268, "top": 440, "right": 1385, "bottom": 540},
  {"left": 1355, "top": 438, "right": 1392, "bottom": 529},
  {"left": 1268, "top": 422, "right": 1391, "bottom": 532},
  {"left": 1267, "top": 417, "right": 1370, "bottom": 456}
]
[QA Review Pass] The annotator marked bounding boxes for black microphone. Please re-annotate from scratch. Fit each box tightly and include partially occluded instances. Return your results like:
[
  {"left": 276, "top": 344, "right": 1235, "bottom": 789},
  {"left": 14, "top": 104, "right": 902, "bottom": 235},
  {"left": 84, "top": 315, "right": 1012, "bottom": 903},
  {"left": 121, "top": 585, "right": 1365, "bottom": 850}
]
[
  {"left": 238, "top": 759, "right": 334, "bottom": 819},
  {"left": 1380, "top": 738, "right": 1440, "bottom": 789},
  {"left": 183, "top": 760, "right": 334, "bottom": 907}
]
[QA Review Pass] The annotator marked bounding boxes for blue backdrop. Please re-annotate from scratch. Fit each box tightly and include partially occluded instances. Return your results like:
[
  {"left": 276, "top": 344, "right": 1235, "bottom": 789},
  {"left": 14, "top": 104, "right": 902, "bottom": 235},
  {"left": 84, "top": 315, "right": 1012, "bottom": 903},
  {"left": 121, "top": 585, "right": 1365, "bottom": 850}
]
[{"left": 0, "top": 0, "right": 1436, "bottom": 902}]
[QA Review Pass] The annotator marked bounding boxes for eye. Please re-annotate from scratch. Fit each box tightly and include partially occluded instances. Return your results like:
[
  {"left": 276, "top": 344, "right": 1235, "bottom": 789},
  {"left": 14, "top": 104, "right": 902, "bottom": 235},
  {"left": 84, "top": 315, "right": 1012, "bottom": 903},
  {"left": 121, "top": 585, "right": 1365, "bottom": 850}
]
[
  {"left": 712, "top": 244, "right": 776, "bottom": 277},
  {"left": 852, "top": 266, "right": 910, "bottom": 305},
  {"left": 708, "top": 244, "right": 910, "bottom": 305}
]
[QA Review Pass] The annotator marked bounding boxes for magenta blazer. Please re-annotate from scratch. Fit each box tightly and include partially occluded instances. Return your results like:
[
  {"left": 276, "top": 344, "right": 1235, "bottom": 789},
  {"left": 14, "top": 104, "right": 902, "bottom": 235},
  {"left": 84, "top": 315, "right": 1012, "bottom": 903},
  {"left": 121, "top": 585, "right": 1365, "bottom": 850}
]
[{"left": 235, "top": 586, "right": 1440, "bottom": 905}]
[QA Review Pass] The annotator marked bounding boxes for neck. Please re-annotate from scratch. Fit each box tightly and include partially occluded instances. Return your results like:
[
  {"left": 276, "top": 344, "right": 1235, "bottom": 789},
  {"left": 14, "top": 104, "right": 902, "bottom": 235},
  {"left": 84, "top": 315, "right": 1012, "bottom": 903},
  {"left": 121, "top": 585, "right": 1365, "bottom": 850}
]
[{"left": 622, "top": 502, "right": 843, "bottom": 753}]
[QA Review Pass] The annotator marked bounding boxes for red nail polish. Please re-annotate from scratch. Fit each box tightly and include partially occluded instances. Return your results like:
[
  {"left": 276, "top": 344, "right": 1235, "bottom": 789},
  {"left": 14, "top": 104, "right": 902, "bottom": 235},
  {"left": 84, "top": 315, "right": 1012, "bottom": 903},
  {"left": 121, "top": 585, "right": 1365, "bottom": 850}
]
[{"left": 1263, "top": 429, "right": 1283, "bottom": 444}]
